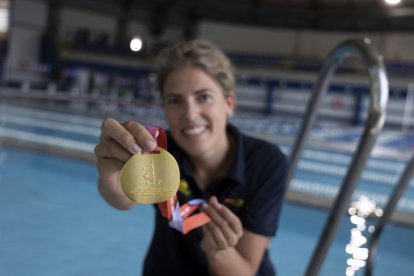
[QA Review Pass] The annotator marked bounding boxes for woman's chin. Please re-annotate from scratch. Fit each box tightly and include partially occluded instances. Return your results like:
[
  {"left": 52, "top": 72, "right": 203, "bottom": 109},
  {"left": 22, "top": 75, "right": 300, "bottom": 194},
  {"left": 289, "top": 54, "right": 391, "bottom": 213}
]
[{"left": 177, "top": 138, "right": 208, "bottom": 156}]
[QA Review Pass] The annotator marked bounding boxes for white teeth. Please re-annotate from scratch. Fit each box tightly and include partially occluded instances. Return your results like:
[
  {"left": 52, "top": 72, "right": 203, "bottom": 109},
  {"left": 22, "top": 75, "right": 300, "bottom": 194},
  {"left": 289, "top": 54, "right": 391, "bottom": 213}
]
[{"left": 184, "top": 126, "right": 205, "bottom": 136}]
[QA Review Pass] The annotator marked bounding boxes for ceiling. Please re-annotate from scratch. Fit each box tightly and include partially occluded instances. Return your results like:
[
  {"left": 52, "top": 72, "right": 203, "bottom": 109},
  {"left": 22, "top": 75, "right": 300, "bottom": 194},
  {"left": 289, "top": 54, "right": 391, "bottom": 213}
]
[{"left": 59, "top": 0, "right": 414, "bottom": 35}]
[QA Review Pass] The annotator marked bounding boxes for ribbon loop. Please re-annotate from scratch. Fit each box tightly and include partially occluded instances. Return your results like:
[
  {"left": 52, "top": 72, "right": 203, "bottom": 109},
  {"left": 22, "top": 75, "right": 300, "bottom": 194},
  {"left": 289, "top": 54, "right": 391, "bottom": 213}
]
[{"left": 145, "top": 125, "right": 211, "bottom": 234}]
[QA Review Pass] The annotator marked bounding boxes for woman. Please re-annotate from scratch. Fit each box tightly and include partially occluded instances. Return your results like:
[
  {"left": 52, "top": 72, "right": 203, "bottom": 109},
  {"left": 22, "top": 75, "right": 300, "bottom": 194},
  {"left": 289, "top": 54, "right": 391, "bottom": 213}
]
[{"left": 94, "top": 40, "right": 287, "bottom": 275}]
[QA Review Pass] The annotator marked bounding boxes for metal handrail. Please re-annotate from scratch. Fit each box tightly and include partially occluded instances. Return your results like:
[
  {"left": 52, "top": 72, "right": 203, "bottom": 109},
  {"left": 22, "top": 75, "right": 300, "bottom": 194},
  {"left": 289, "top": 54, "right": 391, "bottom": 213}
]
[
  {"left": 285, "top": 38, "right": 389, "bottom": 276},
  {"left": 365, "top": 154, "right": 414, "bottom": 276}
]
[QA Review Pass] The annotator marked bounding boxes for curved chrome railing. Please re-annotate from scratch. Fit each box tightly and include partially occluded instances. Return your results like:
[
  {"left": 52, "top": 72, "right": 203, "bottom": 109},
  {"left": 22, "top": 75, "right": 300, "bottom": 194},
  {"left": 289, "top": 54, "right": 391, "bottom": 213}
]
[
  {"left": 365, "top": 154, "right": 414, "bottom": 276},
  {"left": 285, "top": 38, "right": 389, "bottom": 276}
]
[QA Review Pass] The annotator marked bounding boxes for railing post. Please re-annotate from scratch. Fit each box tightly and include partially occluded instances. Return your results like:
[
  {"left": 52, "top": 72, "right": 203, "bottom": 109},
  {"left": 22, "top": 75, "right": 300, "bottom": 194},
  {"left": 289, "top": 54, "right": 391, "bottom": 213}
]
[
  {"left": 285, "top": 38, "right": 389, "bottom": 275},
  {"left": 365, "top": 154, "right": 414, "bottom": 276}
]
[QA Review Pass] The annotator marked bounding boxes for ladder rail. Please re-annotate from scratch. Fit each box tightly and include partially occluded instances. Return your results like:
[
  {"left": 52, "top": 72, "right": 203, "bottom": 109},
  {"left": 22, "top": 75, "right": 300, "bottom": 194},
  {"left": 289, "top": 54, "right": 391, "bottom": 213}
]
[
  {"left": 285, "top": 38, "right": 389, "bottom": 276},
  {"left": 365, "top": 154, "right": 414, "bottom": 276}
]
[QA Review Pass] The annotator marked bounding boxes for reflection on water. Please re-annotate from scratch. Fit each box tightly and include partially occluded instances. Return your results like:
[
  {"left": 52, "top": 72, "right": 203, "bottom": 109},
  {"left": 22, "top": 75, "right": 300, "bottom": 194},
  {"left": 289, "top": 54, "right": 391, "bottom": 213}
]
[{"left": 345, "top": 196, "right": 382, "bottom": 276}]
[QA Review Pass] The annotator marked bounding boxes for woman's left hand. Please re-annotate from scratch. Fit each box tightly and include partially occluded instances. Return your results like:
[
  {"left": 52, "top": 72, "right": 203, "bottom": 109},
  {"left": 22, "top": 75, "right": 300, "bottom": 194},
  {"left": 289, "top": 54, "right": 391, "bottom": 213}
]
[{"left": 200, "top": 196, "right": 243, "bottom": 257}]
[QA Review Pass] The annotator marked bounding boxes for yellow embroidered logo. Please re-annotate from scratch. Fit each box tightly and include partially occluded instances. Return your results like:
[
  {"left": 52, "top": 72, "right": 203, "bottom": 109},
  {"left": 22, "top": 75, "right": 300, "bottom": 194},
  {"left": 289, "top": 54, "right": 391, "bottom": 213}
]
[
  {"left": 223, "top": 198, "right": 245, "bottom": 207},
  {"left": 178, "top": 179, "right": 191, "bottom": 196}
]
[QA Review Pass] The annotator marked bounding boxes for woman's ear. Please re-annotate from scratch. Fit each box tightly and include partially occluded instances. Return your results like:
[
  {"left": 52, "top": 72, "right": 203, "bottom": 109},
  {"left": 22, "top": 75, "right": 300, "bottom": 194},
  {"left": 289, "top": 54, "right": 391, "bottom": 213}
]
[{"left": 226, "top": 91, "right": 236, "bottom": 117}]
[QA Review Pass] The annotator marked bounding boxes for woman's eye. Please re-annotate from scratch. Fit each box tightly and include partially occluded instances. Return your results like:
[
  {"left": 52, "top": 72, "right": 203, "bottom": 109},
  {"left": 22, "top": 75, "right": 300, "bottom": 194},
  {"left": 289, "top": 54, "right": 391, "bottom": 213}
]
[
  {"left": 198, "top": 94, "right": 212, "bottom": 103},
  {"left": 165, "top": 98, "right": 180, "bottom": 107}
]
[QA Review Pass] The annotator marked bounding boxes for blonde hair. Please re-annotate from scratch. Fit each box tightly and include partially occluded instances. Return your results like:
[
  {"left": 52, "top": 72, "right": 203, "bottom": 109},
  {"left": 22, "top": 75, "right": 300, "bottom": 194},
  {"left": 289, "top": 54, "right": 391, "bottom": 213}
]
[{"left": 155, "top": 40, "right": 235, "bottom": 97}]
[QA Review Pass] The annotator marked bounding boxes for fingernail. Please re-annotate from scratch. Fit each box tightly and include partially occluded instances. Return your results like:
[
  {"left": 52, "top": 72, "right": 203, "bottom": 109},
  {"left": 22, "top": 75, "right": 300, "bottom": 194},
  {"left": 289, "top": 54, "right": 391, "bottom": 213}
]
[
  {"left": 132, "top": 144, "right": 141, "bottom": 154},
  {"left": 145, "top": 140, "right": 156, "bottom": 150}
]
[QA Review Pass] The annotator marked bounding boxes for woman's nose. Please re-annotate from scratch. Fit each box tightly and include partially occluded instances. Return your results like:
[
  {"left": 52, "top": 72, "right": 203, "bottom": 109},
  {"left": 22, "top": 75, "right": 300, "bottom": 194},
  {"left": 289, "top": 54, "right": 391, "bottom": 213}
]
[{"left": 183, "top": 100, "right": 199, "bottom": 120}]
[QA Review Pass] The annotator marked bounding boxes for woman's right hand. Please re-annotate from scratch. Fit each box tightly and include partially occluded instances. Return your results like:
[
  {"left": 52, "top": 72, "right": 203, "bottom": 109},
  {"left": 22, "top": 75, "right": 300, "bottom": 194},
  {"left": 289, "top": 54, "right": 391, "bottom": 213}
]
[{"left": 94, "top": 118, "right": 158, "bottom": 210}]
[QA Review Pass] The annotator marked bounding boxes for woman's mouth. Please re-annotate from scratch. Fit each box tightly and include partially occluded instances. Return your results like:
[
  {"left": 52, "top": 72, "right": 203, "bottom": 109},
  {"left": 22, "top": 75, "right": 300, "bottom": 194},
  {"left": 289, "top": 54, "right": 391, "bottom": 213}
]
[{"left": 182, "top": 125, "right": 207, "bottom": 136}]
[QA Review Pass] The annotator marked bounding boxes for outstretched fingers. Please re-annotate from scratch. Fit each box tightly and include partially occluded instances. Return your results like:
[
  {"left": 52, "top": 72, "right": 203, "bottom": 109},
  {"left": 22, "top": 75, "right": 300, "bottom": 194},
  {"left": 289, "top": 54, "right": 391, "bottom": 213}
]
[
  {"left": 122, "top": 120, "right": 157, "bottom": 151},
  {"left": 96, "top": 118, "right": 158, "bottom": 162},
  {"left": 94, "top": 139, "right": 132, "bottom": 162}
]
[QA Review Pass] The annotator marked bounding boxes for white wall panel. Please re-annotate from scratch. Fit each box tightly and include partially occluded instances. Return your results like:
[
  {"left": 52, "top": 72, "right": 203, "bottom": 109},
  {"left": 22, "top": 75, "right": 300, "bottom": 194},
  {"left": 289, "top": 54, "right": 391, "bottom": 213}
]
[
  {"left": 60, "top": 7, "right": 116, "bottom": 43},
  {"left": 5, "top": 0, "right": 47, "bottom": 81},
  {"left": 200, "top": 21, "right": 295, "bottom": 55},
  {"left": 383, "top": 33, "right": 414, "bottom": 61},
  {"left": 12, "top": 0, "right": 46, "bottom": 25}
]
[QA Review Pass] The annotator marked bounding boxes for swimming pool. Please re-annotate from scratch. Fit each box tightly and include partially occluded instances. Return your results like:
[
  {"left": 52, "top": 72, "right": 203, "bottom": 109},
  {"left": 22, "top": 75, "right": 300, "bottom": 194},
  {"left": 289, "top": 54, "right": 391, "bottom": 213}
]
[
  {"left": 1, "top": 146, "right": 413, "bottom": 275},
  {"left": 3, "top": 103, "right": 414, "bottom": 217},
  {"left": 1, "top": 100, "right": 414, "bottom": 274}
]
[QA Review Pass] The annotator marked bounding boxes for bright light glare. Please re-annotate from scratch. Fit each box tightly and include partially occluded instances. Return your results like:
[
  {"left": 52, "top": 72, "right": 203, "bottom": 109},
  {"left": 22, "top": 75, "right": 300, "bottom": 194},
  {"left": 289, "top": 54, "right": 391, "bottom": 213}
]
[
  {"left": 354, "top": 196, "right": 376, "bottom": 217},
  {"left": 384, "top": 0, "right": 402, "bottom": 5},
  {"left": 350, "top": 215, "right": 365, "bottom": 226},
  {"left": 346, "top": 244, "right": 355, "bottom": 254},
  {"left": 375, "top": 208, "right": 383, "bottom": 217},
  {"left": 346, "top": 268, "right": 355, "bottom": 276},
  {"left": 347, "top": 258, "right": 366, "bottom": 268},
  {"left": 345, "top": 195, "right": 377, "bottom": 274},
  {"left": 130, "top": 36, "right": 143, "bottom": 52},
  {"left": 350, "top": 233, "right": 367, "bottom": 246},
  {"left": 352, "top": 248, "right": 369, "bottom": 260},
  {"left": 0, "top": 7, "right": 8, "bottom": 32},
  {"left": 348, "top": 207, "right": 357, "bottom": 215},
  {"left": 356, "top": 224, "right": 366, "bottom": 231}
]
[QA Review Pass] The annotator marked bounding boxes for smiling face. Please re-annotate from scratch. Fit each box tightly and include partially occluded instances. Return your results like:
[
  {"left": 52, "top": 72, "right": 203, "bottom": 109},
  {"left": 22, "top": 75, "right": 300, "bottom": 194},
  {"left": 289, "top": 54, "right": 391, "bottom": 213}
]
[{"left": 163, "top": 64, "right": 236, "bottom": 158}]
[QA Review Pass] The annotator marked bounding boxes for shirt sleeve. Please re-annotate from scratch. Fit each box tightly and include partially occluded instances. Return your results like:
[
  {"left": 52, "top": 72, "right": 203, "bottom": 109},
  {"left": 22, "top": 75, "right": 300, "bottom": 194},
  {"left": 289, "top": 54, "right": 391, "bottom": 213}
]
[{"left": 241, "top": 145, "right": 288, "bottom": 237}]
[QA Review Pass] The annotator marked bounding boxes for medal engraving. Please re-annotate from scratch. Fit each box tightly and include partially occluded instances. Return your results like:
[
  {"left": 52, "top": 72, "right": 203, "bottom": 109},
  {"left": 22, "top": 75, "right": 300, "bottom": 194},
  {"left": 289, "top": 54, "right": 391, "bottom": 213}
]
[
  {"left": 120, "top": 148, "right": 180, "bottom": 204},
  {"left": 141, "top": 160, "right": 161, "bottom": 186}
]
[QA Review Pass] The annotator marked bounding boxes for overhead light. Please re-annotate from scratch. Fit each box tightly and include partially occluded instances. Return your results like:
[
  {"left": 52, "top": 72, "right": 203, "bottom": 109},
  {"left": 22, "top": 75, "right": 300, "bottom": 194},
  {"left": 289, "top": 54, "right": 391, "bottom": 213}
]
[
  {"left": 384, "top": 0, "right": 402, "bottom": 5},
  {"left": 130, "top": 36, "right": 143, "bottom": 52}
]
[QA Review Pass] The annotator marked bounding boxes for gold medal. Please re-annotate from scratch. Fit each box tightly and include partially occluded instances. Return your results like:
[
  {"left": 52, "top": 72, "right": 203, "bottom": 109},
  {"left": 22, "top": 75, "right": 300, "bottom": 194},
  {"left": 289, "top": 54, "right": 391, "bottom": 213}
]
[{"left": 120, "top": 148, "right": 180, "bottom": 204}]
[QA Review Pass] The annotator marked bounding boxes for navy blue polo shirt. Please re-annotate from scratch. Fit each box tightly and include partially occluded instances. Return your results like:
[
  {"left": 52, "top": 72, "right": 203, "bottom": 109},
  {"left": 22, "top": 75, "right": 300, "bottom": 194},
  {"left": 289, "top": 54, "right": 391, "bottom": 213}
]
[{"left": 143, "top": 124, "right": 287, "bottom": 276}]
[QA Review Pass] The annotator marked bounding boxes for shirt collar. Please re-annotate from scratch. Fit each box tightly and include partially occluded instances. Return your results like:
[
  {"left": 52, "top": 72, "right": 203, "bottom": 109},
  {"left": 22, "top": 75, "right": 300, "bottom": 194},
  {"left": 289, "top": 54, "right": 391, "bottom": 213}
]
[{"left": 225, "top": 124, "right": 246, "bottom": 185}]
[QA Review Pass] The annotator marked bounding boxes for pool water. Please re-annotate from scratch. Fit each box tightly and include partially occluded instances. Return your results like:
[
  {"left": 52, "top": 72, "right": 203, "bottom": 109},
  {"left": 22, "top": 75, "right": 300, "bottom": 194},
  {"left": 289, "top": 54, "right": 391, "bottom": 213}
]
[{"left": 1, "top": 146, "right": 413, "bottom": 275}]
